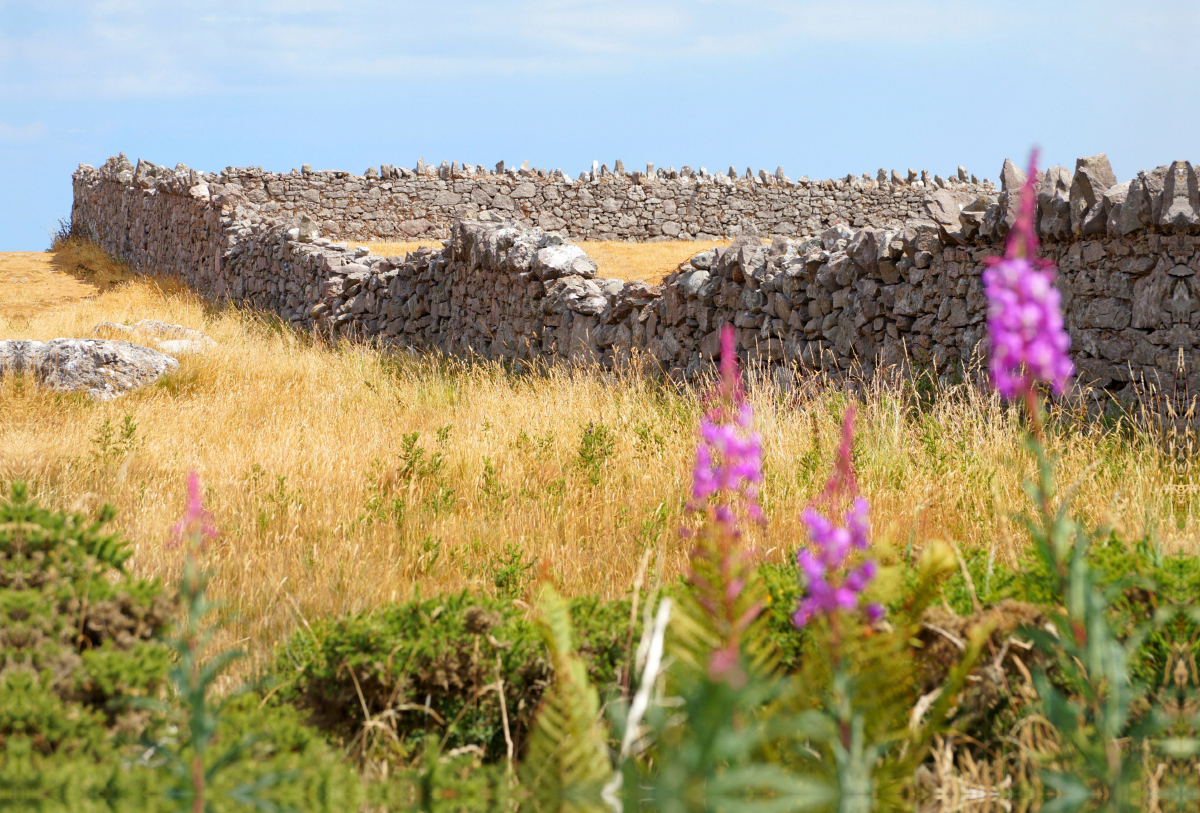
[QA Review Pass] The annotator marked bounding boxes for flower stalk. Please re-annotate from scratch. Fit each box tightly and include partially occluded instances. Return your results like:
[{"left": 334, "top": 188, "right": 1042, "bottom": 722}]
[{"left": 686, "top": 324, "right": 764, "bottom": 686}]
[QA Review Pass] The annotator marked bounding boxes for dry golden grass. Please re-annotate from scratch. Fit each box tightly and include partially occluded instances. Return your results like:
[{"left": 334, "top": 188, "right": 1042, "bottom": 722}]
[
  {"left": 348, "top": 240, "right": 444, "bottom": 257},
  {"left": 0, "top": 243, "right": 134, "bottom": 320},
  {"left": 0, "top": 249, "right": 1189, "bottom": 682},
  {"left": 354, "top": 239, "right": 741, "bottom": 284},
  {"left": 574, "top": 240, "right": 734, "bottom": 283}
]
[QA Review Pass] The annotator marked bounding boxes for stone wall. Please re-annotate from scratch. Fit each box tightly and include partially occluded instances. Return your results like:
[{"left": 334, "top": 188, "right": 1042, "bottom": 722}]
[
  {"left": 72, "top": 153, "right": 1200, "bottom": 404},
  {"left": 201, "top": 157, "right": 996, "bottom": 243}
]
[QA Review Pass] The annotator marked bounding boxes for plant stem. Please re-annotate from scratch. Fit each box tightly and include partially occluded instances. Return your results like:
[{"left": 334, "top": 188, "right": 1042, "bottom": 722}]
[{"left": 1023, "top": 385, "right": 1045, "bottom": 444}]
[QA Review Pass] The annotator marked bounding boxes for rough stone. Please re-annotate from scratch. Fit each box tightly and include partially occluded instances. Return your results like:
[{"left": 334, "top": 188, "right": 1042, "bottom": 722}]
[
  {"left": 923, "top": 190, "right": 974, "bottom": 245},
  {"left": 1070, "top": 154, "right": 1117, "bottom": 235},
  {"left": 0, "top": 339, "right": 178, "bottom": 399},
  {"left": 1158, "top": 161, "right": 1200, "bottom": 229},
  {"left": 1000, "top": 158, "right": 1027, "bottom": 193},
  {"left": 532, "top": 244, "right": 598, "bottom": 280},
  {"left": 93, "top": 320, "right": 217, "bottom": 355},
  {"left": 1037, "top": 166, "right": 1073, "bottom": 239}
]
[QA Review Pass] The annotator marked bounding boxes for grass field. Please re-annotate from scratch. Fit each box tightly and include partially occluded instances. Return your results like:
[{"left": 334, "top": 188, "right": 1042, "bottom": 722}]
[
  {"left": 0, "top": 246, "right": 1189, "bottom": 683},
  {"left": 0, "top": 243, "right": 132, "bottom": 319},
  {"left": 353, "top": 239, "right": 736, "bottom": 283}
]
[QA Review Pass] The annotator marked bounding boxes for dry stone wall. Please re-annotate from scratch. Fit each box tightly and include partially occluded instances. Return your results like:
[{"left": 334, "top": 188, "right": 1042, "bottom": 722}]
[
  {"left": 217, "top": 160, "right": 994, "bottom": 243},
  {"left": 72, "top": 153, "right": 1200, "bottom": 406}
]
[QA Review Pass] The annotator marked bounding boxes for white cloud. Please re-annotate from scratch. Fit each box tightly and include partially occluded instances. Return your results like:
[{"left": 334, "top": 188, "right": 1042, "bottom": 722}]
[
  {"left": 0, "top": 0, "right": 1193, "bottom": 100},
  {"left": 0, "top": 120, "right": 46, "bottom": 142}
]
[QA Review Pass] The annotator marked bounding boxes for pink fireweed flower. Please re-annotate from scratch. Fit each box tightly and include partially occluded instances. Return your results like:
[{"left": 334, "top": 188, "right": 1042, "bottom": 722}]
[
  {"left": 170, "top": 470, "right": 217, "bottom": 551},
  {"left": 690, "top": 324, "right": 764, "bottom": 526},
  {"left": 687, "top": 323, "right": 765, "bottom": 686},
  {"left": 793, "top": 407, "right": 881, "bottom": 629},
  {"left": 817, "top": 404, "right": 858, "bottom": 506},
  {"left": 793, "top": 497, "right": 882, "bottom": 628},
  {"left": 982, "top": 150, "right": 1073, "bottom": 399},
  {"left": 692, "top": 403, "right": 764, "bottom": 520}
]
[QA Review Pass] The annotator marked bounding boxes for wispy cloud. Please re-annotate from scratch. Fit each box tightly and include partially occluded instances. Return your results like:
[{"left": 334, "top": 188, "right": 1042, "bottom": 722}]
[
  {"left": 0, "top": 120, "right": 46, "bottom": 142},
  {"left": 0, "top": 0, "right": 1194, "bottom": 100}
]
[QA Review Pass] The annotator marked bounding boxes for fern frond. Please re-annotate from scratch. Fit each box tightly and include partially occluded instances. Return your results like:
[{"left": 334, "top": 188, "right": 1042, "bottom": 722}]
[
  {"left": 520, "top": 584, "right": 613, "bottom": 813},
  {"left": 669, "top": 566, "right": 782, "bottom": 681}
]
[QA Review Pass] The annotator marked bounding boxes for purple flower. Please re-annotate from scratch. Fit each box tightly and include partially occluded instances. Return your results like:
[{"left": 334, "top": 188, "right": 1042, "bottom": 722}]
[
  {"left": 819, "top": 404, "right": 858, "bottom": 503},
  {"left": 686, "top": 323, "right": 765, "bottom": 686},
  {"left": 170, "top": 471, "right": 217, "bottom": 551},
  {"left": 793, "top": 497, "right": 880, "bottom": 628},
  {"left": 983, "top": 150, "right": 1073, "bottom": 399},
  {"left": 690, "top": 325, "right": 763, "bottom": 526}
]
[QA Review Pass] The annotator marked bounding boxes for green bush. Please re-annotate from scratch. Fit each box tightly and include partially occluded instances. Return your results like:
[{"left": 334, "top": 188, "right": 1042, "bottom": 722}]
[
  {"left": 272, "top": 590, "right": 639, "bottom": 762},
  {"left": 0, "top": 483, "right": 360, "bottom": 809},
  {"left": 0, "top": 481, "right": 173, "bottom": 758}
]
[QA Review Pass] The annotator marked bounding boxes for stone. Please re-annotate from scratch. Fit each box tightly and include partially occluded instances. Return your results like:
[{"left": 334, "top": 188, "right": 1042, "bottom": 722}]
[
  {"left": 298, "top": 214, "right": 319, "bottom": 242},
  {"left": 399, "top": 218, "right": 433, "bottom": 237},
  {"left": 845, "top": 229, "right": 884, "bottom": 274},
  {"left": 92, "top": 320, "right": 217, "bottom": 355},
  {"left": 689, "top": 250, "right": 715, "bottom": 270},
  {"left": 821, "top": 224, "right": 853, "bottom": 251},
  {"left": 1080, "top": 298, "right": 1132, "bottom": 330},
  {"left": 999, "top": 158, "right": 1026, "bottom": 193},
  {"left": 532, "top": 244, "right": 598, "bottom": 280},
  {"left": 1070, "top": 154, "right": 1117, "bottom": 235},
  {"left": 923, "top": 189, "right": 974, "bottom": 245},
  {"left": 1103, "top": 182, "right": 1134, "bottom": 235},
  {"left": 1158, "top": 161, "right": 1200, "bottom": 229},
  {"left": 0, "top": 339, "right": 178, "bottom": 400},
  {"left": 890, "top": 169, "right": 905, "bottom": 185},
  {"left": 1132, "top": 264, "right": 1172, "bottom": 329},
  {"left": 510, "top": 182, "right": 537, "bottom": 199},
  {"left": 552, "top": 276, "right": 607, "bottom": 315},
  {"left": 1037, "top": 166, "right": 1073, "bottom": 239}
]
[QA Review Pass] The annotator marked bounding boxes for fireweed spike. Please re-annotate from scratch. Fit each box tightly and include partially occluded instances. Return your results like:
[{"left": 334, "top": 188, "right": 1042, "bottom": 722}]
[
  {"left": 982, "top": 149, "right": 1073, "bottom": 413},
  {"left": 793, "top": 409, "right": 882, "bottom": 630},
  {"left": 686, "top": 323, "right": 765, "bottom": 685}
]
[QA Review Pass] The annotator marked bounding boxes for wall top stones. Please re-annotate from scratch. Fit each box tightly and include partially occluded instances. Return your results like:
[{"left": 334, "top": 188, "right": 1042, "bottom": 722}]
[{"left": 82, "top": 151, "right": 998, "bottom": 244}]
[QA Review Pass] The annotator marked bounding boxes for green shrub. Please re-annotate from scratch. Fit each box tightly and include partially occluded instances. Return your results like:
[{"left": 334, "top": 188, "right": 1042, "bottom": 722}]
[
  {"left": 272, "top": 591, "right": 638, "bottom": 762},
  {"left": 0, "top": 481, "right": 173, "bottom": 757},
  {"left": 0, "top": 482, "right": 362, "bottom": 809}
]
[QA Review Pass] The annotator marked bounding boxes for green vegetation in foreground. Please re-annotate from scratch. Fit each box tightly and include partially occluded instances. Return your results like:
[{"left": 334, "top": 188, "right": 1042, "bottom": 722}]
[{"left": 8, "top": 464, "right": 1200, "bottom": 811}]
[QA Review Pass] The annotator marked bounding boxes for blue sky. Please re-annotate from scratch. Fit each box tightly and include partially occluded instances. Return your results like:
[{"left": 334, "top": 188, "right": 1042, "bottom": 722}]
[{"left": 1, "top": 0, "right": 1197, "bottom": 249}]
